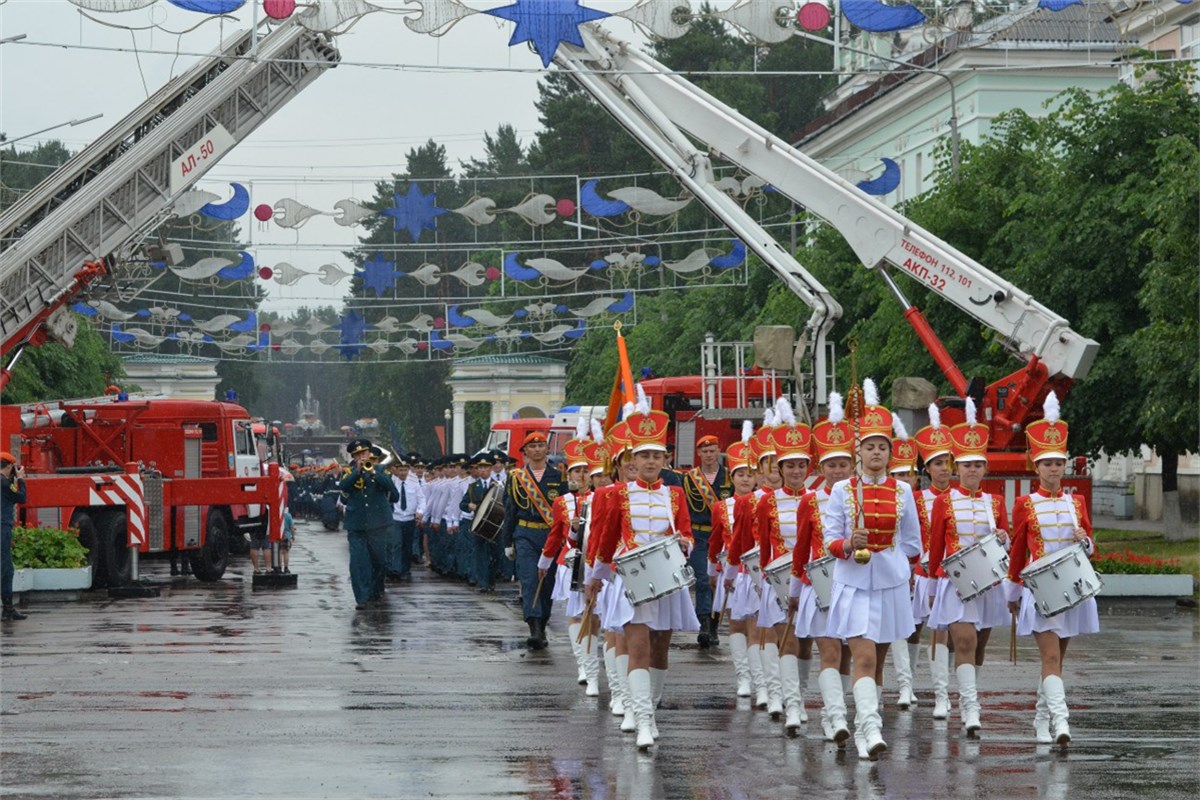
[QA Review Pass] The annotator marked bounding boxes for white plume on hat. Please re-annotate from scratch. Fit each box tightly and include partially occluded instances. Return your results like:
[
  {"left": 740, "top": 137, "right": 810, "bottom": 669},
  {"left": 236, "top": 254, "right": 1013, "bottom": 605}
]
[
  {"left": 965, "top": 396, "right": 978, "bottom": 426},
  {"left": 1043, "top": 390, "right": 1060, "bottom": 423},
  {"left": 774, "top": 395, "right": 796, "bottom": 426},
  {"left": 575, "top": 415, "right": 589, "bottom": 439},
  {"left": 741, "top": 419, "right": 754, "bottom": 444},
  {"left": 863, "top": 378, "right": 880, "bottom": 407},
  {"left": 622, "top": 400, "right": 635, "bottom": 418},
  {"left": 892, "top": 414, "right": 910, "bottom": 440},
  {"left": 928, "top": 402, "right": 942, "bottom": 429},
  {"left": 591, "top": 418, "right": 605, "bottom": 444},
  {"left": 828, "top": 391, "right": 845, "bottom": 424},
  {"left": 635, "top": 383, "right": 651, "bottom": 415},
  {"left": 762, "top": 407, "right": 776, "bottom": 428}
]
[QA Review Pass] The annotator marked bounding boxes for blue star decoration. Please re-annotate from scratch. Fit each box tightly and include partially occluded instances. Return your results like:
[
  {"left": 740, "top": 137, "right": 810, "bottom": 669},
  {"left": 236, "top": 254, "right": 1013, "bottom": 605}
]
[
  {"left": 485, "top": 0, "right": 609, "bottom": 68},
  {"left": 380, "top": 183, "right": 447, "bottom": 241},
  {"left": 336, "top": 310, "right": 369, "bottom": 361},
  {"left": 356, "top": 251, "right": 401, "bottom": 298}
]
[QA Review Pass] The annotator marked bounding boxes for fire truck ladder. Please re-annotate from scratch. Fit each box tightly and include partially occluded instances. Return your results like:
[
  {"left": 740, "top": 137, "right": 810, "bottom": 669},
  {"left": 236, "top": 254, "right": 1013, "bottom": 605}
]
[{"left": 0, "top": 20, "right": 340, "bottom": 359}]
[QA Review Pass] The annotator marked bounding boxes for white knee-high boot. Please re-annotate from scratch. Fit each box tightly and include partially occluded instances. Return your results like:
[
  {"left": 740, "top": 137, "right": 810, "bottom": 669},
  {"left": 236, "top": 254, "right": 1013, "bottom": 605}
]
[
  {"left": 893, "top": 639, "right": 914, "bottom": 708},
  {"left": 627, "top": 668, "right": 656, "bottom": 750},
  {"left": 649, "top": 667, "right": 666, "bottom": 739},
  {"left": 567, "top": 622, "right": 587, "bottom": 684},
  {"left": 729, "top": 633, "right": 752, "bottom": 697},
  {"left": 818, "top": 667, "right": 849, "bottom": 745},
  {"left": 780, "top": 653, "right": 803, "bottom": 736},
  {"left": 906, "top": 641, "right": 920, "bottom": 707},
  {"left": 605, "top": 647, "right": 623, "bottom": 715},
  {"left": 956, "top": 663, "right": 981, "bottom": 735},
  {"left": 748, "top": 643, "right": 768, "bottom": 708},
  {"left": 853, "top": 676, "right": 887, "bottom": 760},
  {"left": 796, "top": 657, "right": 811, "bottom": 723},
  {"left": 1034, "top": 679, "right": 1052, "bottom": 743},
  {"left": 931, "top": 643, "right": 951, "bottom": 719},
  {"left": 761, "top": 642, "right": 784, "bottom": 718},
  {"left": 1043, "top": 674, "right": 1071, "bottom": 746},
  {"left": 617, "top": 654, "right": 636, "bottom": 732},
  {"left": 584, "top": 639, "right": 601, "bottom": 697}
]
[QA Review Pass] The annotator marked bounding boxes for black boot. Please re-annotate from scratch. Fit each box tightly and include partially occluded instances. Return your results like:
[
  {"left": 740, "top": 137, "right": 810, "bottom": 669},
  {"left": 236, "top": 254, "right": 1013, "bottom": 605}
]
[
  {"left": 526, "top": 619, "right": 540, "bottom": 649},
  {"left": 708, "top": 614, "right": 720, "bottom": 647},
  {"left": 2, "top": 606, "right": 27, "bottom": 621},
  {"left": 537, "top": 616, "right": 550, "bottom": 649}
]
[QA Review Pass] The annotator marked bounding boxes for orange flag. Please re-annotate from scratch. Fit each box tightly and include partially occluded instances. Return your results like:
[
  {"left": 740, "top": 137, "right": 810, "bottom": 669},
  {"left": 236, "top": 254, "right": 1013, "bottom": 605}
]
[{"left": 602, "top": 327, "right": 635, "bottom": 432}]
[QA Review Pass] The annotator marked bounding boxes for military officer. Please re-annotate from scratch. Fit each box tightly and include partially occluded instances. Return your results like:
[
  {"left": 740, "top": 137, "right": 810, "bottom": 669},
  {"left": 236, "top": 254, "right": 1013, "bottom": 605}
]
[
  {"left": 682, "top": 434, "right": 734, "bottom": 647},
  {"left": 338, "top": 439, "right": 399, "bottom": 610}
]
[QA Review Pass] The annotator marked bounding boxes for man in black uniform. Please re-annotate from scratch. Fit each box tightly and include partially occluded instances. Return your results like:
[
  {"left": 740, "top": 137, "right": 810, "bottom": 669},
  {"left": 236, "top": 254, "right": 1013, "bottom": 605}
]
[
  {"left": 500, "top": 432, "right": 562, "bottom": 649},
  {"left": 337, "top": 440, "right": 399, "bottom": 610},
  {"left": 682, "top": 434, "right": 734, "bottom": 646},
  {"left": 2, "top": 452, "right": 29, "bottom": 621}
]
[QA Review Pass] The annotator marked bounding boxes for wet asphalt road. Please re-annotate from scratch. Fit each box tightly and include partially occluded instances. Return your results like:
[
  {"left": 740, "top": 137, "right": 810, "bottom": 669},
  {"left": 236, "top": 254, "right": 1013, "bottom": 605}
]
[{"left": 1, "top": 519, "right": 1198, "bottom": 800}]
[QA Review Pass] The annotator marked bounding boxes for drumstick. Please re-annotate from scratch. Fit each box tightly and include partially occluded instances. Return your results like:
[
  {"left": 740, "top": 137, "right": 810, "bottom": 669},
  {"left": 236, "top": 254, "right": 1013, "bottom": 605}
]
[
  {"left": 1009, "top": 610, "right": 1018, "bottom": 665},
  {"left": 532, "top": 571, "right": 547, "bottom": 610},
  {"left": 576, "top": 597, "right": 596, "bottom": 644},
  {"left": 777, "top": 609, "right": 796, "bottom": 649}
]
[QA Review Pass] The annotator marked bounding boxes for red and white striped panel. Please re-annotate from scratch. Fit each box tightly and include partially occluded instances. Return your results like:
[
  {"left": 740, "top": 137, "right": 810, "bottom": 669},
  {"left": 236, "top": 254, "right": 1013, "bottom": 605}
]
[
  {"left": 87, "top": 474, "right": 146, "bottom": 547},
  {"left": 270, "top": 476, "right": 286, "bottom": 542}
]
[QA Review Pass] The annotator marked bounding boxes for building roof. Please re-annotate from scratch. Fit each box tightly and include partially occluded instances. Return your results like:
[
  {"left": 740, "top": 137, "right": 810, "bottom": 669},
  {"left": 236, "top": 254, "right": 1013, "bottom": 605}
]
[
  {"left": 984, "top": 4, "right": 1127, "bottom": 46},
  {"left": 122, "top": 354, "right": 217, "bottom": 365},
  {"left": 453, "top": 354, "right": 567, "bottom": 366}
]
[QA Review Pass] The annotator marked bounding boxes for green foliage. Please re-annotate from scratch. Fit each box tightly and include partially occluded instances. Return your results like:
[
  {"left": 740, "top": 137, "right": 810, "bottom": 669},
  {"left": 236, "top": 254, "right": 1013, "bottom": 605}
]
[
  {"left": 1092, "top": 548, "right": 1185, "bottom": 576},
  {"left": 2, "top": 317, "right": 127, "bottom": 404},
  {"left": 11, "top": 526, "right": 89, "bottom": 569}
]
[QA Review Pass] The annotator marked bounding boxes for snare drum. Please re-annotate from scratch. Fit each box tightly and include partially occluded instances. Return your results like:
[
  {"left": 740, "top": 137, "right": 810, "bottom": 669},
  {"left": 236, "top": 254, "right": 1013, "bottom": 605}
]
[
  {"left": 470, "top": 484, "right": 506, "bottom": 542},
  {"left": 741, "top": 546, "right": 764, "bottom": 591},
  {"left": 943, "top": 534, "right": 1009, "bottom": 602},
  {"left": 804, "top": 555, "right": 836, "bottom": 611},
  {"left": 614, "top": 536, "right": 695, "bottom": 606},
  {"left": 1020, "top": 544, "right": 1102, "bottom": 618},
  {"left": 763, "top": 554, "right": 793, "bottom": 609}
]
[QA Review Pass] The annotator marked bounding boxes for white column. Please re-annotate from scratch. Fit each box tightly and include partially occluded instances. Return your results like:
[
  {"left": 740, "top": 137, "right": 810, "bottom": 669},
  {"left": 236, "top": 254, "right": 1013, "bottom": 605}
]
[{"left": 452, "top": 400, "right": 466, "bottom": 454}]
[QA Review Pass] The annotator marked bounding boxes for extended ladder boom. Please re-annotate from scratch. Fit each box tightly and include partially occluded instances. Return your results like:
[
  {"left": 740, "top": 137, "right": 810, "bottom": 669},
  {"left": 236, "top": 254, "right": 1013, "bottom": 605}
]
[
  {"left": 0, "top": 20, "right": 339, "bottom": 357},
  {"left": 559, "top": 26, "right": 1098, "bottom": 384}
]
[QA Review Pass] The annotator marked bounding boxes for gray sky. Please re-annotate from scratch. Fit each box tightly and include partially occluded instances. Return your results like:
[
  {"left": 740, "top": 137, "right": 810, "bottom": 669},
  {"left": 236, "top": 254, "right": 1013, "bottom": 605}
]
[{"left": 0, "top": 0, "right": 674, "bottom": 315}]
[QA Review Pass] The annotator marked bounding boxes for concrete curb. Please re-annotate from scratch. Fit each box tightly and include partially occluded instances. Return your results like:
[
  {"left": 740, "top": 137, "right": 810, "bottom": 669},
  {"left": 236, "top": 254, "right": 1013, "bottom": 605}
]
[{"left": 1096, "top": 573, "right": 1195, "bottom": 597}]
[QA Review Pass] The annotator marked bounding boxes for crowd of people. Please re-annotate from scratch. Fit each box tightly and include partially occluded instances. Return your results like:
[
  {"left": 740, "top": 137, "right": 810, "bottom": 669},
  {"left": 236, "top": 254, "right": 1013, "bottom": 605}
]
[{"left": 331, "top": 383, "right": 1098, "bottom": 758}]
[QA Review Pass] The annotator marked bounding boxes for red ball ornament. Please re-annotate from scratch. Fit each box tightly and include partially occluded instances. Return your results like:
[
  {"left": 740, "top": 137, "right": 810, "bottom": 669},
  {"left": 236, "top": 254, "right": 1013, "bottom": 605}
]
[
  {"left": 434, "top": 316, "right": 446, "bottom": 328},
  {"left": 254, "top": 203, "right": 274, "bottom": 222},
  {"left": 258, "top": 267, "right": 273, "bottom": 280},
  {"left": 271, "top": 342, "right": 281, "bottom": 352},
  {"left": 263, "top": 0, "right": 296, "bottom": 21},
  {"left": 485, "top": 266, "right": 501, "bottom": 281},
  {"left": 417, "top": 341, "right": 428, "bottom": 351},
  {"left": 555, "top": 198, "right": 576, "bottom": 217},
  {"left": 260, "top": 323, "right": 271, "bottom": 333},
  {"left": 797, "top": 2, "right": 831, "bottom": 31}
]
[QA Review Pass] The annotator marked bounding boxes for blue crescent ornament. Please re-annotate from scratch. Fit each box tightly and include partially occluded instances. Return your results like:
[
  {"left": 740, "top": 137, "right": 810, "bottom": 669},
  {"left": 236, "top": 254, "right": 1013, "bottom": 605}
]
[
  {"left": 199, "top": 183, "right": 250, "bottom": 220},
  {"left": 856, "top": 158, "right": 901, "bottom": 196},
  {"left": 840, "top": 0, "right": 925, "bottom": 32}
]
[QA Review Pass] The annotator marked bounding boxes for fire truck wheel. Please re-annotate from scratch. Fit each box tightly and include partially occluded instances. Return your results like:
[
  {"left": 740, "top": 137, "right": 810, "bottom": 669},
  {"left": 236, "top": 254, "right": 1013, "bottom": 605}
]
[
  {"left": 69, "top": 511, "right": 107, "bottom": 590},
  {"left": 100, "top": 511, "right": 133, "bottom": 587},
  {"left": 190, "top": 511, "right": 230, "bottom": 582}
]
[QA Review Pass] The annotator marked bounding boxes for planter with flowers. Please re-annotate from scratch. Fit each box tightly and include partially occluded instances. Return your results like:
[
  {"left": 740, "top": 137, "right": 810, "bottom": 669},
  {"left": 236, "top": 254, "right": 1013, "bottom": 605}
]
[
  {"left": 1094, "top": 550, "right": 1194, "bottom": 597},
  {"left": 11, "top": 525, "right": 93, "bottom": 592}
]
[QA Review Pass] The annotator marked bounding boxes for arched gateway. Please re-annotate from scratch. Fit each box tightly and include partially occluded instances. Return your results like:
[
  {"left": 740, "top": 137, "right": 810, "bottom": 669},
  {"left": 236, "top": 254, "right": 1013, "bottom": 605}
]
[{"left": 446, "top": 355, "right": 566, "bottom": 453}]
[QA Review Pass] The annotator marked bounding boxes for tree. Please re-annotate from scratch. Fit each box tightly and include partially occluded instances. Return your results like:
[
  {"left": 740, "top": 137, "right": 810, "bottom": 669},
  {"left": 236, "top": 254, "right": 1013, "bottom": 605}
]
[{"left": 779, "top": 63, "right": 1198, "bottom": 534}]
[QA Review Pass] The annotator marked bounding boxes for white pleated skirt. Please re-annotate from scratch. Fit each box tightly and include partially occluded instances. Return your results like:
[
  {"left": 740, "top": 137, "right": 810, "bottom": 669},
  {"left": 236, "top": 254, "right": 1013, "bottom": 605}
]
[
  {"left": 607, "top": 576, "right": 702, "bottom": 632},
  {"left": 911, "top": 574, "right": 934, "bottom": 623},
  {"left": 757, "top": 582, "right": 788, "bottom": 628},
  {"left": 793, "top": 583, "right": 830, "bottom": 639},
  {"left": 551, "top": 564, "right": 572, "bottom": 603},
  {"left": 712, "top": 576, "right": 728, "bottom": 615},
  {"left": 1016, "top": 587, "right": 1100, "bottom": 638},
  {"left": 730, "top": 572, "right": 760, "bottom": 621},
  {"left": 929, "top": 576, "right": 1009, "bottom": 630},
  {"left": 826, "top": 582, "right": 916, "bottom": 644}
]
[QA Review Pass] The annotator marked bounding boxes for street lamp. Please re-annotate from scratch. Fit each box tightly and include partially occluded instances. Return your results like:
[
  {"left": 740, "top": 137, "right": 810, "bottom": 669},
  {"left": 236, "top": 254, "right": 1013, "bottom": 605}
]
[
  {"left": 443, "top": 408, "right": 451, "bottom": 455},
  {"left": 1, "top": 113, "right": 105, "bottom": 146}
]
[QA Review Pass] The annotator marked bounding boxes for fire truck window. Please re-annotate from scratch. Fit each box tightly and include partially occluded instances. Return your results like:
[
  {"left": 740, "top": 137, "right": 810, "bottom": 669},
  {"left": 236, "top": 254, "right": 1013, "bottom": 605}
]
[
  {"left": 234, "top": 422, "right": 257, "bottom": 456},
  {"left": 187, "top": 423, "right": 218, "bottom": 442}
]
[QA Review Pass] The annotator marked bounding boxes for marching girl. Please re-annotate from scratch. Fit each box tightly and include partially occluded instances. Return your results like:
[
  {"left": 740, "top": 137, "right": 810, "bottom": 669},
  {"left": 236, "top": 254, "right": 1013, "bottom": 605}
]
[
  {"left": 926, "top": 398, "right": 1010, "bottom": 736},
  {"left": 537, "top": 423, "right": 599, "bottom": 696},
  {"left": 886, "top": 415, "right": 921, "bottom": 709},
  {"left": 707, "top": 424, "right": 760, "bottom": 699},
  {"left": 1005, "top": 391, "right": 1098, "bottom": 747},
  {"left": 910, "top": 404, "right": 956, "bottom": 717},
  {"left": 724, "top": 410, "right": 778, "bottom": 710},
  {"left": 822, "top": 380, "right": 921, "bottom": 760},
  {"left": 755, "top": 398, "right": 813, "bottom": 737},
  {"left": 586, "top": 419, "right": 637, "bottom": 730},
  {"left": 588, "top": 401, "right": 697, "bottom": 750},
  {"left": 789, "top": 391, "right": 855, "bottom": 745}
]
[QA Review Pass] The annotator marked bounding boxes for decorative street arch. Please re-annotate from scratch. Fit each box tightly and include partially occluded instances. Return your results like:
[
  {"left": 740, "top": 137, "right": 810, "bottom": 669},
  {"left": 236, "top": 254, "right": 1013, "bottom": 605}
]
[{"left": 446, "top": 355, "right": 567, "bottom": 452}]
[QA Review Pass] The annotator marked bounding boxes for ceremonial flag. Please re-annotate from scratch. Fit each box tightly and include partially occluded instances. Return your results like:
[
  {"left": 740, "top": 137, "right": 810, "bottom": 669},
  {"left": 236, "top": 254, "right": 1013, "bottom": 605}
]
[{"left": 602, "top": 326, "right": 635, "bottom": 432}]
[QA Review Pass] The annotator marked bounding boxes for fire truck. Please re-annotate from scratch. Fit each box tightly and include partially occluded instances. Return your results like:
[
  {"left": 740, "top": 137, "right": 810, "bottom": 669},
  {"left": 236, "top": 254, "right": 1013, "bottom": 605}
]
[
  {"left": 508, "top": 23, "right": 1100, "bottom": 507},
  {"left": 0, "top": 19, "right": 339, "bottom": 587}
]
